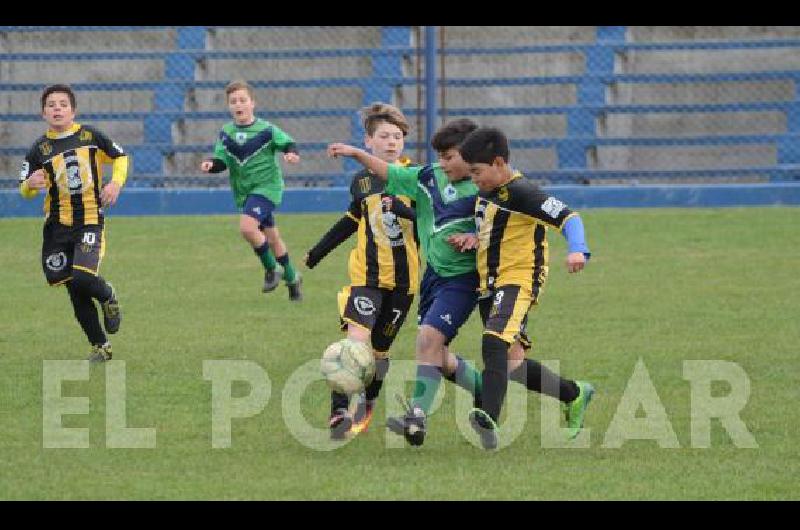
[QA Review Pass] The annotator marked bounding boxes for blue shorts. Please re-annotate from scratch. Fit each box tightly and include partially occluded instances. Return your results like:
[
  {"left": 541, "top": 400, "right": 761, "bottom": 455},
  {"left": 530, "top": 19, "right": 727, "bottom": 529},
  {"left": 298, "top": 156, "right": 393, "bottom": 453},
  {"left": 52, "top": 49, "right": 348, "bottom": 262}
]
[
  {"left": 242, "top": 194, "right": 276, "bottom": 228},
  {"left": 417, "top": 267, "right": 480, "bottom": 344}
]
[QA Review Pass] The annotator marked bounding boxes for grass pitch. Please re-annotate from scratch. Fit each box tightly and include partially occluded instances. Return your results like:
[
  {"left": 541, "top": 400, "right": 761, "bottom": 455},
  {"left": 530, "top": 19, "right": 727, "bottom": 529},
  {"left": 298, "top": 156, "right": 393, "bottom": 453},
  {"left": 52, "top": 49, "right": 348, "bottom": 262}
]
[{"left": 0, "top": 208, "right": 798, "bottom": 500}]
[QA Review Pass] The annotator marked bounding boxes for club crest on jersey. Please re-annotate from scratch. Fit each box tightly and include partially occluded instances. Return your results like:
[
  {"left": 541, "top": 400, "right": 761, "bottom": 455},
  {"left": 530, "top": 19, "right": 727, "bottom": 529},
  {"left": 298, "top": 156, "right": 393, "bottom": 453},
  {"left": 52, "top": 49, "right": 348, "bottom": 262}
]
[
  {"left": 40, "top": 142, "right": 52, "bottom": 156},
  {"left": 235, "top": 132, "right": 248, "bottom": 144},
  {"left": 443, "top": 183, "right": 458, "bottom": 203},
  {"left": 354, "top": 296, "right": 376, "bottom": 316},
  {"left": 80, "top": 129, "right": 93, "bottom": 142},
  {"left": 45, "top": 252, "right": 67, "bottom": 272}
]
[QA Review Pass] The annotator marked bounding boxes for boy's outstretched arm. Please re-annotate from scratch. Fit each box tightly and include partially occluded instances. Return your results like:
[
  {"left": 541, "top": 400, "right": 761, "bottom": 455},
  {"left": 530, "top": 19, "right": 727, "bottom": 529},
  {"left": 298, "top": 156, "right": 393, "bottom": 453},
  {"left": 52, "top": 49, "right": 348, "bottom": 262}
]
[
  {"left": 561, "top": 214, "right": 591, "bottom": 273},
  {"left": 305, "top": 202, "right": 360, "bottom": 269},
  {"left": 327, "top": 143, "right": 389, "bottom": 181}
]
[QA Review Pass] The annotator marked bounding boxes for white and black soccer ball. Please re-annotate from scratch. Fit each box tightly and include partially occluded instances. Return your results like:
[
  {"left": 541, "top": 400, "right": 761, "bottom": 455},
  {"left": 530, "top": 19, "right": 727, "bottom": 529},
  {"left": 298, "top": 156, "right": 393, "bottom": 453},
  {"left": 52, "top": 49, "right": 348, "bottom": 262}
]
[{"left": 320, "top": 338, "right": 376, "bottom": 395}]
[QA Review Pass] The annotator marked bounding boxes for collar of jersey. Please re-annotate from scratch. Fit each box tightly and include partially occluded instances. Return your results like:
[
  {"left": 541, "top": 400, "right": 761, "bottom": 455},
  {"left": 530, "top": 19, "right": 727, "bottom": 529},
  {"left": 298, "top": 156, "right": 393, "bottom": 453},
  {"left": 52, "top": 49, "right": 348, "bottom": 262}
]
[{"left": 46, "top": 123, "right": 80, "bottom": 139}]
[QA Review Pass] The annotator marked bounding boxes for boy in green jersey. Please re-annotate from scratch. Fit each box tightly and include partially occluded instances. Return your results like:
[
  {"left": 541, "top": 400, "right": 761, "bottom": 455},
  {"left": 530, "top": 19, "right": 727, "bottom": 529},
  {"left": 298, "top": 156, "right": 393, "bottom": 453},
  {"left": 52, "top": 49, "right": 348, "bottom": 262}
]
[
  {"left": 201, "top": 80, "right": 302, "bottom": 300},
  {"left": 330, "top": 119, "right": 530, "bottom": 446}
]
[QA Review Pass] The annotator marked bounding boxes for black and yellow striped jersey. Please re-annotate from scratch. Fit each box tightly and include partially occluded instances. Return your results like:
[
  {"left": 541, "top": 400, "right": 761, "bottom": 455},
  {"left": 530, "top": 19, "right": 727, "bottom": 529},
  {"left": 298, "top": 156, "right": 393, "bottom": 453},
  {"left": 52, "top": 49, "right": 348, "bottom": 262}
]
[
  {"left": 347, "top": 192, "right": 420, "bottom": 294},
  {"left": 475, "top": 172, "right": 577, "bottom": 292},
  {"left": 19, "top": 123, "right": 128, "bottom": 226}
]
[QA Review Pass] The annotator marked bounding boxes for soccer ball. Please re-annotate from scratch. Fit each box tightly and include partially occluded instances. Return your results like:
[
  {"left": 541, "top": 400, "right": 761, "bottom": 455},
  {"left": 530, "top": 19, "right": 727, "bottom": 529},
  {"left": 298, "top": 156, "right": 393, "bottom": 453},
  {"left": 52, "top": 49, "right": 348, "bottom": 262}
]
[{"left": 320, "top": 338, "right": 376, "bottom": 395}]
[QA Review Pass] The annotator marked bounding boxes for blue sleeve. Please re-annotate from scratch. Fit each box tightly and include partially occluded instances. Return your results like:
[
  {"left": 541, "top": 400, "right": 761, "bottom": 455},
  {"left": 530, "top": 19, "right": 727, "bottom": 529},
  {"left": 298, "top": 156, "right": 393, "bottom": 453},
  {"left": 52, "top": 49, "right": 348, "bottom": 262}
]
[{"left": 562, "top": 215, "right": 591, "bottom": 259}]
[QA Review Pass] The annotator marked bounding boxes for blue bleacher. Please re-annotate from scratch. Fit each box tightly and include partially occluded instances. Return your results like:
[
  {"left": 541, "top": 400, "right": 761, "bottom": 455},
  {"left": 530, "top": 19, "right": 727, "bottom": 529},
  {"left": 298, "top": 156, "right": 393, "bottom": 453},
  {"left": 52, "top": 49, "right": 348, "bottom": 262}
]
[{"left": 1, "top": 25, "right": 800, "bottom": 208}]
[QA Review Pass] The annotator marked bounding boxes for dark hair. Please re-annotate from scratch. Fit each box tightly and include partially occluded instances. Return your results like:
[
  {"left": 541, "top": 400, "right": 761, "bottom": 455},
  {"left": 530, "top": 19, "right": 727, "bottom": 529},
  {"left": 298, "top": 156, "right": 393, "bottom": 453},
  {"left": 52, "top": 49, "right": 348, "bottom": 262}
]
[
  {"left": 41, "top": 84, "right": 76, "bottom": 110},
  {"left": 431, "top": 118, "right": 478, "bottom": 152},
  {"left": 458, "top": 127, "right": 510, "bottom": 164},
  {"left": 359, "top": 102, "right": 409, "bottom": 137}
]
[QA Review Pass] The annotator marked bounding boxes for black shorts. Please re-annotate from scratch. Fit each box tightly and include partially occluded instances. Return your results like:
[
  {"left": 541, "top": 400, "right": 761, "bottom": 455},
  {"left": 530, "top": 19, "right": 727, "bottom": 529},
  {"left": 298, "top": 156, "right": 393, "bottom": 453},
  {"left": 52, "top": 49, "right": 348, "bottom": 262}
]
[
  {"left": 478, "top": 285, "right": 534, "bottom": 349},
  {"left": 337, "top": 285, "right": 414, "bottom": 353},
  {"left": 41, "top": 220, "right": 105, "bottom": 286}
]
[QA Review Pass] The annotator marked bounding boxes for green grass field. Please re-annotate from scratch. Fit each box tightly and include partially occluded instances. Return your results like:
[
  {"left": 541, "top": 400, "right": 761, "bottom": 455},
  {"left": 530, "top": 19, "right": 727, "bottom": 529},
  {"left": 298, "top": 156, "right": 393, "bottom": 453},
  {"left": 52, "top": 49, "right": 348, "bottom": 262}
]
[{"left": 1, "top": 208, "right": 798, "bottom": 500}]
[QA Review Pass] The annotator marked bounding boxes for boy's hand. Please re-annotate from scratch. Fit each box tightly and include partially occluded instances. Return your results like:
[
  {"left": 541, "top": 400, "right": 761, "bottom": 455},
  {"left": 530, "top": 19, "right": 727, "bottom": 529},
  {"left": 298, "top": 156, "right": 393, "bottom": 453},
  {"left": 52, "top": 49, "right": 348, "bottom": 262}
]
[
  {"left": 447, "top": 233, "right": 479, "bottom": 252},
  {"left": 101, "top": 181, "right": 121, "bottom": 206},
  {"left": 27, "top": 169, "right": 47, "bottom": 189},
  {"left": 327, "top": 143, "right": 361, "bottom": 159},
  {"left": 283, "top": 152, "right": 300, "bottom": 164},
  {"left": 566, "top": 252, "right": 586, "bottom": 273},
  {"left": 200, "top": 160, "right": 213, "bottom": 173}
]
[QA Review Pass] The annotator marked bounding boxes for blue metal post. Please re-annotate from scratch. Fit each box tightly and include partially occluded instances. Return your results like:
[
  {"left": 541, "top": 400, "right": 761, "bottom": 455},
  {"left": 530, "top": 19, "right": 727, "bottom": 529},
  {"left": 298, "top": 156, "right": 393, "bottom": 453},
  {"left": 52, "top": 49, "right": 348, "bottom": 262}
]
[{"left": 425, "top": 26, "right": 438, "bottom": 164}]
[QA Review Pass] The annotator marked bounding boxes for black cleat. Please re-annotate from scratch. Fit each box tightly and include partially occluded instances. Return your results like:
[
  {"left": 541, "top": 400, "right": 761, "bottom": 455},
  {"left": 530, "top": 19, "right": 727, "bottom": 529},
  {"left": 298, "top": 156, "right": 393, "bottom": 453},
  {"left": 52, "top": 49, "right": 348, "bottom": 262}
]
[
  {"left": 262, "top": 268, "right": 282, "bottom": 293},
  {"left": 390, "top": 394, "right": 426, "bottom": 446},
  {"left": 101, "top": 283, "right": 121, "bottom": 334},
  {"left": 329, "top": 408, "right": 352, "bottom": 440},
  {"left": 469, "top": 408, "right": 499, "bottom": 450},
  {"left": 287, "top": 274, "right": 303, "bottom": 301},
  {"left": 88, "top": 342, "right": 113, "bottom": 363}
]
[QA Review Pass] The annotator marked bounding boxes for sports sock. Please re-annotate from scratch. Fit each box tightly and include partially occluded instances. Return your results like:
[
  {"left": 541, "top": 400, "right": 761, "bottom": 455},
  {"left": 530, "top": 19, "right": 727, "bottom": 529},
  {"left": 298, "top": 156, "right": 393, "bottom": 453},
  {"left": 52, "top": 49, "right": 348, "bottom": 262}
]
[
  {"left": 443, "top": 355, "right": 482, "bottom": 407},
  {"left": 330, "top": 391, "right": 349, "bottom": 416},
  {"left": 364, "top": 358, "right": 390, "bottom": 401},
  {"left": 480, "top": 334, "right": 510, "bottom": 424},
  {"left": 411, "top": 364, "right": 442, "bottom": 415},
  {"left": 253, "top": 242, "right": 276, "bottom": 271},
  {"left": 67, "top": 282, "right": 107, "bottom": 346},
  {"left": 276, "top": 253, "right": 297, "bottom": 284},
  {"left": 509, "top": 358, "right": 579, "bottom": 403}
]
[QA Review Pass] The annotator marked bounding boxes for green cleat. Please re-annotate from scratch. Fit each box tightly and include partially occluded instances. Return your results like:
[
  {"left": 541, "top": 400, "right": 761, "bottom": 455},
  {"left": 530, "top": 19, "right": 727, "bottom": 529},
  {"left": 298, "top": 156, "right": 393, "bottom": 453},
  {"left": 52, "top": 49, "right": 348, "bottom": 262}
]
[{"left": 564, "top": 380, "right": 595, "bottom": 440}]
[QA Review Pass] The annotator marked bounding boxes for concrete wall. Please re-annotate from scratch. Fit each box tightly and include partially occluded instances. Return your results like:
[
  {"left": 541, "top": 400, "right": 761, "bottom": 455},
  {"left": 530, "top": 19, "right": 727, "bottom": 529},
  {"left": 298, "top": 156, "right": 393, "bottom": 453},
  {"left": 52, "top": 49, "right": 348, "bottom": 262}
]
[
  {"left": 0, "top": 90, "right": 154, "bottom": 114},
  {"left": 207, "top": 27, "right": 382, "bottom": 50},
  {"left": 172, "top": 116, "right": 351, "bottom": 144},
  {"left": 0, "top": 28, "right": 177, "bottom": 52},
  {"left": 186, "top": 86, "right": 362, "bottom": 112},
  {"left": 0, "top": 120, "right": 144, "bottom": 146},
  {"left": 0, "top": 59, "right": 164, "bottom": 83}
]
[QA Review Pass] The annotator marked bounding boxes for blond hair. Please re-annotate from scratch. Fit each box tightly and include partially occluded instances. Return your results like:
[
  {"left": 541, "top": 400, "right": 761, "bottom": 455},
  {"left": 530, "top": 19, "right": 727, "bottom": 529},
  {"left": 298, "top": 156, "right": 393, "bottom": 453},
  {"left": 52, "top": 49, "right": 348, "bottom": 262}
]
[
  {"left": 225, "top": 80, "right": 255, "bottom": 100},
  {"left": 359, "top": 102, "right": 409, "bottom": 137}
]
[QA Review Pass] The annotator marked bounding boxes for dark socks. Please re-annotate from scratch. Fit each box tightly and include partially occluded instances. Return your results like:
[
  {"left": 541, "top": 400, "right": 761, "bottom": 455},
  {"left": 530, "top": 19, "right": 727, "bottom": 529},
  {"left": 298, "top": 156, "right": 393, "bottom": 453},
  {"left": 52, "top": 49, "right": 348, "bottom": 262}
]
[
  {"left": 254, "top": 242, "right": 276, "bottom": 271},
  {"left": 509, "top": 358, "right": 580, "bottom": 403},
  {"left": 443, "top": 355, "right": 482, "bottom": 407},
  {"left": 67, "top": 282, "right": 107, "bottom": 346},
  {"left": 480, "top": 334, "right": 510, "bottom": 423},
  {"left": 365, "top": 358, "right": 390, "bottom": 401},
  {"left": 276, "top": 253, "right": 297, "bottom": 283}
]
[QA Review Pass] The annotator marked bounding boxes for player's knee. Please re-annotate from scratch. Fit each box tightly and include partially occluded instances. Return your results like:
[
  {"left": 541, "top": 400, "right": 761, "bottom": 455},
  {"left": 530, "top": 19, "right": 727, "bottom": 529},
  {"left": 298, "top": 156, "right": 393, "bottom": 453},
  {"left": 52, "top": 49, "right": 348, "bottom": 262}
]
[
  {"left": 416, "top": 325, "right": 445, "bottom": 362},
  {"left": 69, "top": 269, "right": 96, "bottom": 295},
  {"left": 263, "top": 226, "right": 280, "bottom": 245},
  {"left": 508, "top": 340, "right": 526, "bottom": 361}
]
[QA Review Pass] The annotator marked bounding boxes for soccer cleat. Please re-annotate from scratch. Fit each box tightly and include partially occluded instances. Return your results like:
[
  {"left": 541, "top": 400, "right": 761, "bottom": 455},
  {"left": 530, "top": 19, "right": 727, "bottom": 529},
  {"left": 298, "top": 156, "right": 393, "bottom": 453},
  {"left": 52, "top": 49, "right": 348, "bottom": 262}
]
[
  {"left": 101, "top": 283, "right": 121, "bottom": 334},
  {"left": 88, "top": 342, "right": 113, "bottom": 363},
  {"left": 468, "top": 408, "right": 499, "bottom": 450},
  {"left": 329, "top": 408, "right": 353, "bottom": 440},
  {"left": 262, "top": 268, "right": 282, "bottom": 293},
  {"left": 563, "top": 380, "right": 595, "bottom": 440},
  {"left": 390, "top": 394, "right": 426, "bottom": 446},
  {"left": 350, "top": 396, "right": 375, "bottom": 435},
  {"left": 287, "top": 274, "right": 303, "bottom": 302}
]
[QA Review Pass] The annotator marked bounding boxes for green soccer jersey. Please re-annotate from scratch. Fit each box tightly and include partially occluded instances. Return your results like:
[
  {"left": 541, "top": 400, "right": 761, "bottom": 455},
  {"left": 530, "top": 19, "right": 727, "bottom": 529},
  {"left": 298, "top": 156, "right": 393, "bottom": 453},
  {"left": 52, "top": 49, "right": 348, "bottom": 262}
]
[
  {"left": 386, "top": 163, "right": 478, "bottom": 277},
  {"left": 213, "top": 118, "right": 295, "bottom": 208}
]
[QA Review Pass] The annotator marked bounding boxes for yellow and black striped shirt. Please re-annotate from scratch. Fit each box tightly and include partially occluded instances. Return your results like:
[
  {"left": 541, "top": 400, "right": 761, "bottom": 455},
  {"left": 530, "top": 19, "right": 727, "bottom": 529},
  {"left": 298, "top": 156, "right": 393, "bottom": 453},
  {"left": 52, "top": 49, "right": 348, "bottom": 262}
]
[
  {"left": 475, "top": 172, "right": 577, "bottom": 292},
  {"left": 19, "top": 123, "right": 128, "bottom": 226},
  {"left": 347, "top": 193, "right": 420, "bottom": 294}
]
